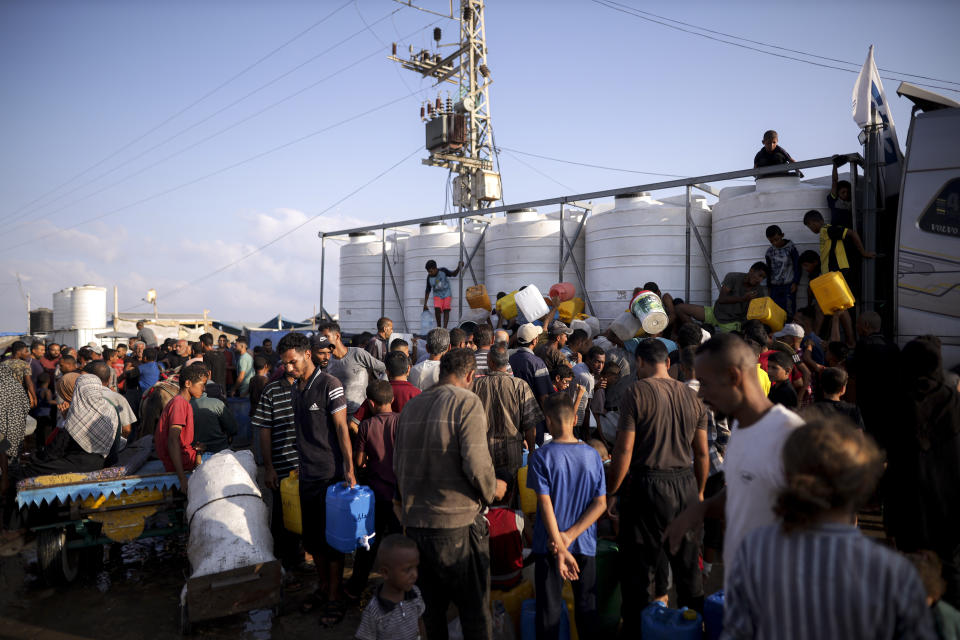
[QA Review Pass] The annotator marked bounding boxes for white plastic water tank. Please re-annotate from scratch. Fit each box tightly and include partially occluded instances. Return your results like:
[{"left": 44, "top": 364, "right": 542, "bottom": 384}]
[
  {"left": 401, "top": 222, "right": 484, "bottom": 329},
  {"left": 338, "top": 232, "right": 405, "bottom": 335},
  {"left": 484, "top": 208, "right": 587, "bottom": 302},
  {"left": 586, "top": 192, "right": 713, "bottom": 324},
  {"left": 70, "top": 285, "right": 107, "bottom": 329},
  {"left": 711, "top": 176, "right": 824, "bottom": 299},
  {"left": 53, "top": 287, "right": 74, "bottom": 330}
]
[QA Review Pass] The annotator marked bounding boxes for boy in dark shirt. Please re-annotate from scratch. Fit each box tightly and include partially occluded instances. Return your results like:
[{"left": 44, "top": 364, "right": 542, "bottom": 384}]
[
  {"left": 346, "top": 380, "right": 402, "bottom": 600},
  {"left": 814, "top": 367, "right": 865, "bottom": 430},
  {"left": 247, "top": 355, "right": 269, "bottom": 417},
  {"left": 827, "top": 155, "right": 854, "bottom": 228},
  {"left": 767, "top": 351, "right": 799, "bottom": 409},
  {"left": 754, "top": 130, "right": 798, "bottom": 177}
]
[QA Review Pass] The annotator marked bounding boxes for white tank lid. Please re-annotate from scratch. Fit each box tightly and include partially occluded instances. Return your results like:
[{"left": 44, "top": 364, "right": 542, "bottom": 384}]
[
  {"left": 419, "top": 222, "right": 447, "bottom": 235},
  {"left": 614, "top": 191, "right": 656, "bottom": 209},
  {"left": 348, "top": 231, "right": 377, "bottom": 244},
  {"left": 755, "top": 175, "right": 802, "bottom": 193},
  {"left": 506, "top": 208, "right": 539, "bottom": 222}
]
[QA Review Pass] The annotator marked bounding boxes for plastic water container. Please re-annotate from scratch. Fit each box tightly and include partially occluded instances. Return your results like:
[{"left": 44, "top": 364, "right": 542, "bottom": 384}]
[
  {"left": 517, "top": 465, "right": 537, "bottom": 516},
  {"left": 466, "top": 284, "right": 492, "bottom": 311},
  {"left": 810, "top": 271, "right": 855, "bottom": 315},
  {"left": 515, "top": 285, "right": 550, "bottom": 324},
  {"left": 491, "top": 580, "right": 534, "bottom": 637},
  {"left": 420, "top": 309, "right": 437, "bottom": 335},
  {"left": 570, "top": 318, "right": 592, "bottom": 338},
  {"left": 630, "top": 290, "right": 669, "bottom": 334},
  {"left": 596, "top": 540, "right": 622, "bottom": 634},
  {"left": 520, "top": 598, "right": 571, "bottom": 640},
  {"left": 557, "top": 298, "right": 585, "bottom": 323},
  {"left": 704, "top": 590, "right": 725, "bottom": 640},
  {"left": 325, "top": 483, "right": 376, "bottom": 553},
  {"left": 549, "top": 282, "right": 576, "bottom": 302},
  {"left": 280, "top": 470, "right": 302, "bottom": 534},
  {"left": 610, "top": 310, "right": 644, "bottom": 342},
  {"left": 562, "top": 581, "right": 579, "bottom": 640},
  {"left": 747, "top": 296, "right": 786, "bottom": 332},
  {"left": 641, "top": 602, "right": 702, "bottom": 640},
  {"left": 496, "top": 291, "right": 520, "bottom": 321}
]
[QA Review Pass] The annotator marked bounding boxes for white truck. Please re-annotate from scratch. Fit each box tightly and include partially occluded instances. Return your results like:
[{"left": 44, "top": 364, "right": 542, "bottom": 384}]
[{"left": 895, "top": 83, "right": 960, "bottom": 368}]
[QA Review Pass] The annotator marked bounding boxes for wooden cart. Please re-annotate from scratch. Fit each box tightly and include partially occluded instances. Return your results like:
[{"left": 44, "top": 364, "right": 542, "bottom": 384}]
[
  {"left": 15, "top": 437, "right": 187, "bottom": 585},
  {"left": 179, "top": 560, "right": 283, "bottom": 635}
]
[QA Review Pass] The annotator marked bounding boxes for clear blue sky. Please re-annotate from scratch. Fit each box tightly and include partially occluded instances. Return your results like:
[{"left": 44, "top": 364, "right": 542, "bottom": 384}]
[{"left": 1, "top": 0, "right": 957, "bottom": 330}]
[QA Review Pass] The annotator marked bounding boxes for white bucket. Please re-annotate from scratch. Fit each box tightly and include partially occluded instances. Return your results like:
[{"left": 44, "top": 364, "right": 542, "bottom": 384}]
[
  {"left": 630, "top": 290, "right": 669, "bottom": 334},
  {"left": 609, "top": 311, "right": 643, "bottom": 342},
  {"left": 515, "top": 285, "right": 550, "bottom": 324}
]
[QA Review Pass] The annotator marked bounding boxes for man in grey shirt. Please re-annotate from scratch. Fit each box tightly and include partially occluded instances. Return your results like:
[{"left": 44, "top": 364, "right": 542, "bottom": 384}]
[{"left": 317, "top": 322, "right": 386, "bottom": 428}]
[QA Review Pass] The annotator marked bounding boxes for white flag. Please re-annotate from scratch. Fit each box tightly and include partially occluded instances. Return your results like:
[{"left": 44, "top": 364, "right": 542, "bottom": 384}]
[{"left": 851, "top": 45, "right": 903, "bottom": 197}]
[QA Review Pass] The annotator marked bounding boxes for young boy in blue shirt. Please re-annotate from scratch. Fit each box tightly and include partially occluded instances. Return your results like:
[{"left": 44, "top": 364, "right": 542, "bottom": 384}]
[
  {"left": 527, "top": 393, "right": 606, "bottom": 640},
  {"left": 422, "top": 259, "right": 463, "bottom": 329}
]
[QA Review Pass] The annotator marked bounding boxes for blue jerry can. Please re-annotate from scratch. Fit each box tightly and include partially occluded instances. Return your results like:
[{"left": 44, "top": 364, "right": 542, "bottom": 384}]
[{"left": 325, "top": 484, "right": 375, "bottom": 553}]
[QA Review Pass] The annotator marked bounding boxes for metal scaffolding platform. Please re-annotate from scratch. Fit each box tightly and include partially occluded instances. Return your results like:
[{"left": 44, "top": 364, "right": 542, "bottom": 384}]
[{"left": 319, "top": 154, "right": 865, "bottom": 333}]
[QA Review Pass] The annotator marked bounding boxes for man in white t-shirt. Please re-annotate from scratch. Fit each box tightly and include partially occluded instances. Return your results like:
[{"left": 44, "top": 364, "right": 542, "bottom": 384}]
[
  {"left": 409, "top": 327, "right": 449, "bottom": 391},
  {"left": 664, "top": 333, "right": 803, "bottom": 587}
]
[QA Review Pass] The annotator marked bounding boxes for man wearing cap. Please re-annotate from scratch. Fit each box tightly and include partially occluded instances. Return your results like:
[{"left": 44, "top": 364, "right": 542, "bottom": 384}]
[
  {"left": 509, "top": 324, "right": 555, "bottom": 411},
  {"left": 317, "top": 321, "right": 386, "bottom": 429},
  {"left": 762, "top": 323, "right": 812, "bottom": 405},
  {"left": 534, "top": 321, "right": 573, "bottom": 373}
]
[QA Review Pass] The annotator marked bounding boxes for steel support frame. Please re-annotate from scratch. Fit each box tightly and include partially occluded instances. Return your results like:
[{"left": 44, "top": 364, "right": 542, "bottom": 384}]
[{"left": 320, "top": 154, "right": 865, "bottom": 322}]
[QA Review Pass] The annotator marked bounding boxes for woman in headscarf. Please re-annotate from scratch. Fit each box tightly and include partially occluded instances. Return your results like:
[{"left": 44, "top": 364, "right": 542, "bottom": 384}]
[
  {"left": 21, "top": 373, "right": 119, "bottom": 477},
  {"left": 0, "top": 365, "right": 30, "bottom": 494},
  {"left": 883, "top": 335, "right": 960, "bottom": 607}
]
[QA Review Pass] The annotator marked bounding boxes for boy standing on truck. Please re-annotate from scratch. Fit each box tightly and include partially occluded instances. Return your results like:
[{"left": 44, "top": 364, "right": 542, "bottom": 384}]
[{"left": 422, "top": 259, "right": 464, "bottom": 329}]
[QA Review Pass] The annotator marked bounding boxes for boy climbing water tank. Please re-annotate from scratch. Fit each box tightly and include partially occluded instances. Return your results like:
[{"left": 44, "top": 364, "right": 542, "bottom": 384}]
[{"left": 422, "top": 258, "right": 464, "bottom": 329}]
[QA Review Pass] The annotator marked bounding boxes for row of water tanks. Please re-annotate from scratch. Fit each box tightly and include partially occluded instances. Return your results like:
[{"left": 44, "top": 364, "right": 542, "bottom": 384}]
[{"left": 338, "top": 176, "right": 828, "bottom": 333}]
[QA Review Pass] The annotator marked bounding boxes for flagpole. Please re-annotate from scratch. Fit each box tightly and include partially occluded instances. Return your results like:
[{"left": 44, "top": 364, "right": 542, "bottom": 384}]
[{"left": 862, "top": 104, "right": 878, "bottom": 313}]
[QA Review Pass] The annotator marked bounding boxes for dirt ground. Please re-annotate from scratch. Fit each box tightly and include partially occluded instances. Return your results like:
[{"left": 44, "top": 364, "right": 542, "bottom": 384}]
[
  {"left": 0, "top": 534, "right": 366, "bottom": 640},
  {"left": 0, "top": 530, "right": 729, "bottom": 640}
]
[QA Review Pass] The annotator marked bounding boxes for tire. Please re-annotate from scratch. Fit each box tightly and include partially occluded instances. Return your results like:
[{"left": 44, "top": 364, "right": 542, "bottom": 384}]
[{"left": 37, "top": 528, "right": 81, "bottom": 586}]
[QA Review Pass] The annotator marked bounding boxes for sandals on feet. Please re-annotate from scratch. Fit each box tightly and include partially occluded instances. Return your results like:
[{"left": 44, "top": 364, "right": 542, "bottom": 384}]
[
  {"left": 299, "top": 590, "right": 327, "bottom": 614},
  {"left": 319, "top": 599, "right": 347, "bottom": 628}
]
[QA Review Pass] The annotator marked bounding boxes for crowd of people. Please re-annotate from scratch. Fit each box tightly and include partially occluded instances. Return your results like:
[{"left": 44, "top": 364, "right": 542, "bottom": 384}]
[{"left": 1, "top": 134, "right": 959, "bottom": 638}]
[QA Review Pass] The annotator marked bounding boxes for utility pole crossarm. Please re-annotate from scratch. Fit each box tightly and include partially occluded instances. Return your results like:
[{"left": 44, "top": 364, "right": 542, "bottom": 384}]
[{"left": 390, "top": 1, "right": 501, "bottom": 213}]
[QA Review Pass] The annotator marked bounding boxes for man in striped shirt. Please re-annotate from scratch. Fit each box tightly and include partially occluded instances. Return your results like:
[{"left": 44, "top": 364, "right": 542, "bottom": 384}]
[{"left": 252, "top": 369, "right": 301, "bottom": 570}]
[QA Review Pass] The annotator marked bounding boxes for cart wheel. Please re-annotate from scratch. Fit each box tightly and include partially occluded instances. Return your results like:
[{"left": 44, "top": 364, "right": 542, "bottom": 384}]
[
  {"left": 179, "top": 602, "right": 192, "bottom": 636},
  {"left": 37, "top": 528, "right": 81, "bottom": 586}
]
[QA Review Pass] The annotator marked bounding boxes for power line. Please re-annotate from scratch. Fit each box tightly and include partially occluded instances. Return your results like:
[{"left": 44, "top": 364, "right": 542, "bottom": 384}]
[
  {"left": 1, "top": 0, "right": 354, "bottom": 223},
  {"left": 8, "top": 89, "right": 426, "bottom": 251},
  {"left": 501, "top": 149, "right": 576, "bottom": 192},
  {"left": 601, "top": 0, "right": 960, "bottom": 86},
  {"left": 1, "top": 6, "right": 408, "bottom": 228},
  {"left": 9, "top": 18, "right": 440, "bottom": 232},
  {"left": 589, "top": 0, "right": 960, "bottom": 94},
  {"left": 499, "top": 146, "right": 690, "bottom": 179},
  {"left": 122, "top": 144, "right": 423, "bottom": 310}
]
